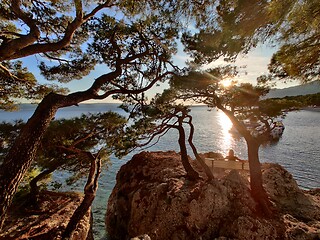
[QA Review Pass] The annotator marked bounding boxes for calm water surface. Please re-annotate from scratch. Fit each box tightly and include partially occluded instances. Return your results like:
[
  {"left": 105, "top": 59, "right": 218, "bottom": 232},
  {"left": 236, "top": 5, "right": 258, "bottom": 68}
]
[{"left": 1, "top": 104, "right": 319, "bottom": 239}]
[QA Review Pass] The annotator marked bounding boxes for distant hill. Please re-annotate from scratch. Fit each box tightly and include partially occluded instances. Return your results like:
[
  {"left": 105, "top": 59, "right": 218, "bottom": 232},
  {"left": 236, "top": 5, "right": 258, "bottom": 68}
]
[{"left": 266, "top": 80, "right": 320, "bottom": 98}]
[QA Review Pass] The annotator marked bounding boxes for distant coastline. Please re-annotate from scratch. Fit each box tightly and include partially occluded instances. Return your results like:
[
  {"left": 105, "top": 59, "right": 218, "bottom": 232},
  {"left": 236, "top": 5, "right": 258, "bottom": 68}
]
[{"left": 303, "top": 106, "right": 320, "bottom": 112}]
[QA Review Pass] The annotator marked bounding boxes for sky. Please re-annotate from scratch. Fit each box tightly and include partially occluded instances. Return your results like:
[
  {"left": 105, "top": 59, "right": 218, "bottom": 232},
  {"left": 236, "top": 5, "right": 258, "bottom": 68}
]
[{"left": 21, "top": 41, "right": 296, "bottom": 104}]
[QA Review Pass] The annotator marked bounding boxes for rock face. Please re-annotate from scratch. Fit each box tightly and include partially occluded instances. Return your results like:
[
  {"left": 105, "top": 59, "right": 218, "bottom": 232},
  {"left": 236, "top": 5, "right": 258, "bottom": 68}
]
[
  {"left": 262, "top": 163, "right": 320, "bottom": 239},
  {"left": 106, "top": 151, "right": 320, "bottom": 240},
  {"left": 0, "top": 191, "right": 93, "bottom": 240}
]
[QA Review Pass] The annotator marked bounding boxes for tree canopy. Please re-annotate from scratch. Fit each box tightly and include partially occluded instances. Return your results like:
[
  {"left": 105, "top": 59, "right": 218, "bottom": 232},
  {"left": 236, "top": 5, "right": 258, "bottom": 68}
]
[
  {"left": 0, "top": 0, "right": 220, "bottom": 109},
  {"left": 182, "top": 0, "right": 320, "bottom": 83}
]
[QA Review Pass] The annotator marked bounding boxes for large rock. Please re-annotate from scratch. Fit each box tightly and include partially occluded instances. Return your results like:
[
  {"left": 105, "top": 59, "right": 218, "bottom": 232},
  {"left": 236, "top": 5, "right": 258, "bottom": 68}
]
[
  {"left": 106, "top": 151, "right": 320, "bottom": 239},
  {"left": 262, "top": 163, "right": 320, "bottom": 239}
]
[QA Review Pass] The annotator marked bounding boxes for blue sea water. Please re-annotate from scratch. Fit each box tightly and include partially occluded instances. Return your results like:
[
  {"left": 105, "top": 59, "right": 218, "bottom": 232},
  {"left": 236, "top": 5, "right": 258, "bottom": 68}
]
[{"left": 1, "top": 104, "right": 320, "bottom": 239}]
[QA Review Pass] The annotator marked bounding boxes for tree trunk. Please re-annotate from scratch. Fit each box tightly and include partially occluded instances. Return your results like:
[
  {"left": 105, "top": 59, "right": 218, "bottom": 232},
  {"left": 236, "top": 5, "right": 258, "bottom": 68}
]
[
  {"left": 246, "top": 138, "right": 273, "bottom": 217},
  {"left": 0, "top": 93, "right": 60, "bottom": 229},
  {"left": 62, "top": 155, "right": 101, "bottom": 240},
  {"left": 176, "top": 120, "right": 199, "bottom": 181},
  {"left": 0, "top": 87, "right": 106, "bottom": 229},
  {"left": 217, "top": 106, "right": 272, "bottom": 216},
  {"left": 187, "top": 116, "right": 214, "bottom": 181}
]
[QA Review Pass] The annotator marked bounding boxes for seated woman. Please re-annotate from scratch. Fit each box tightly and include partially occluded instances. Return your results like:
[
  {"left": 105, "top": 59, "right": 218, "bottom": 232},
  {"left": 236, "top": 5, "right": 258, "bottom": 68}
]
[{"left": 225, "top": 149, "right": 242, "bottom": 161}]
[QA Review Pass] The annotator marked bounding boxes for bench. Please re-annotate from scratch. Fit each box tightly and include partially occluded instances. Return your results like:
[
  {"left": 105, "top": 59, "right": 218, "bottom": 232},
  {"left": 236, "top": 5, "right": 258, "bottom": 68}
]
[{"left": 204, "top": 158, "right": 250, "bottom": 171}]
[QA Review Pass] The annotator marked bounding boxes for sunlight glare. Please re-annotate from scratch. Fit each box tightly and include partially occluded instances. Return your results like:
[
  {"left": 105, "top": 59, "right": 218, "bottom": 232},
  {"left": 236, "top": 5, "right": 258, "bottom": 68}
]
[
  {"left": 221, "top": 79, "right": 233, "bottom": 88},
  {"left": 217, "top": 111, "right": 233, "bottom": 154}
]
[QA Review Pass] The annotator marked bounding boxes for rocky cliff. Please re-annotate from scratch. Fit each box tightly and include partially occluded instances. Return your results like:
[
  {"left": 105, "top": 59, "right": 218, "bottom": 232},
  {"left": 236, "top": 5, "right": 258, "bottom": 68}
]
[{"left": 106, "top": 151, "right": 320, "bottom": 240}]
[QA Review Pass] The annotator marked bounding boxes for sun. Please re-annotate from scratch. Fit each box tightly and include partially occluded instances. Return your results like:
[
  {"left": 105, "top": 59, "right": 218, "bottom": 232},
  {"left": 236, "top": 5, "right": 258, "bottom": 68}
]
[{"left": 221, "top": 79, "right": 233, "bottom": 88}]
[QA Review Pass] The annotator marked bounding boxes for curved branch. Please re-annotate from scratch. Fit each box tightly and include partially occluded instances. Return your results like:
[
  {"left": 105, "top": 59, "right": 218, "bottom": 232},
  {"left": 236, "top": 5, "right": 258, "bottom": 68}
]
[
  {"left": 62, "top": 152, "right": 102, "bottom": 239},
  {"left": 176, "top": 116, "right": 199, "bottom": 180},
  {"left": 41, "top": 52, "right": 71, "bottom": 63},
  {"left": 0, "top": 0, "right": 41, "bottom": 59},
  {"left": 83, "top": 0, "right": 115, "bottom": 21},
  {"left": 138, "top": 125, "right": 173, "bottom": 150},
  {"left": 0, "top": 1, "right": 114, "bottom": 61},
  {"left": 97, "top": 71, "right": 174, "bottom": 99},
  {"left": 0, "top": 31, "right": 25, "bottom": 37}
]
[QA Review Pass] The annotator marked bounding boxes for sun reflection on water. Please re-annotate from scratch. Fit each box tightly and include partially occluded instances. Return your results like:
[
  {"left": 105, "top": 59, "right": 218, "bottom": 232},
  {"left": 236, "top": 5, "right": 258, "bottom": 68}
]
[{"left": 217, "top": 111, "right": 233, "bottom": 155}]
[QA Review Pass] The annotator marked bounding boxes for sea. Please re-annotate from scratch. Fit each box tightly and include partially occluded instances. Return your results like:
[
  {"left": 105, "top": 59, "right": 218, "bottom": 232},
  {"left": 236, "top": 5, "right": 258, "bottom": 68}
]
[{"left": 1, "top": 103, "right": 320, "bottom": 239}]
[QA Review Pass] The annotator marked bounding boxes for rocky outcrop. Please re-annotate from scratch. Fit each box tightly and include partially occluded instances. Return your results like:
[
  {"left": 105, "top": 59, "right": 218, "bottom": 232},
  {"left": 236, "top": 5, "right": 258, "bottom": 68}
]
[
  {"left": 262, "top": 163, "right": 320, "bottom": 239},
  {"left": 0, "top": 191, "right": 93, "bottom": 240},
  {"left": 106, "top": 151, "right": 320, "bottom": 240}
]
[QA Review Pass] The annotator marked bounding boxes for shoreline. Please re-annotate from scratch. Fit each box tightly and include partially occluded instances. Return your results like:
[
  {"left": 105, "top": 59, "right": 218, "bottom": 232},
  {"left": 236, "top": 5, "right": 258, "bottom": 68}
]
[{"left": 302, "top": 106, "right": 320, "bottom": 112}]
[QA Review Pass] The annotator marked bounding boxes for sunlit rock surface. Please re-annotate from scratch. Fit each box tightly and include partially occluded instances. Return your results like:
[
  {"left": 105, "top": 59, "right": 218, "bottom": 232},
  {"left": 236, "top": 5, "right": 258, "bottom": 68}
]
[{"left": 106, "top": 151, "right": 320, "bottom": 240}]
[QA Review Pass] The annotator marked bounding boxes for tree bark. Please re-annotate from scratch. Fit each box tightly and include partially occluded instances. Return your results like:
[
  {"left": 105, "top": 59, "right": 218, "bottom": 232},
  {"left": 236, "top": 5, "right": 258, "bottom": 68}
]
[
  {"left": 62, "top": 155, "right": 101, "bottom": 240},
  {"left": 246, "top": 138, "right": 273, "bottom": 217},
  {"left": 176, "top": 119, "right": 199, "bottom": 181},
  {"left": 187, "top": 116, "right": 214, "bottom": 181},
  {"left": 0, "top": 93, "right": 61, "bottom": 229}
]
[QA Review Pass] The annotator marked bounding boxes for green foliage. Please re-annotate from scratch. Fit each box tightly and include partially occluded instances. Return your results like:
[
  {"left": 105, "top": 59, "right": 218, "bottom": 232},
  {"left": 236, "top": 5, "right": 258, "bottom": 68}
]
[
  {"left": 182, "top": 0, "right": 320, "bottom": 83},
  {"left": 50, "top": 181, "right": 63, "bottom": 191},
  {"left": 225, "top": 83, "right": 269, "bottom": 111},
  {"left": 85, "top": 13, "right": 178, "bottom": 98},
  {"left": 275, "top": 93, "right": 320, "bottom": 107},
  {"left": 0, "top": 111, "right": 134, "bottom": 189},
  {"left": 267, "top": 0, "right": 320, "bottom": 82},
  {"left": 181, "top": 0, "right": 273, "bottom": 64},
  {"left": 0, "top": 119, "right": 24, "bottom": 158},
  {"left": 171, "top": 66, "right": 238, "bottom": 95},
  {"left": 259, "top": 98, "right": 301, "bottom": 115},
  {"left": 0, "top": 2, "right": 140, "bottom": 108},
  {"left": 268, "top": 40, "right": 320, "bottom": 83},
  {"left": 0, "top": 61, "right": 68, "bottom": 110},
  {"left": 37, "top": 111, "right": 129, "bottom": 169},
  {"left": 38, "top": 55, "right": 97, "bottom": 83},
  {"left": 1, "top": 0, "right": 204, "bottom": 110},
  {"left": 120, "top": 90, "right": 186, "bottom": 148},
  {"left": 0, "top": 0, "right": 250, "bottom": 111}
]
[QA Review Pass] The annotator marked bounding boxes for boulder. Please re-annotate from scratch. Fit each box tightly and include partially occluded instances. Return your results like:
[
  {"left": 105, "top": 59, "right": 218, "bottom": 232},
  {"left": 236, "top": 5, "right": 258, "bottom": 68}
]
[
  {"left": 106, "top": 151, "right": 320, "bottom": 239},
  {"left": 262, "top": 163, "right": 320, "bottom": 239},
  {"left": 262, "top": 163, "right": 320, "bottom": 220}
]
